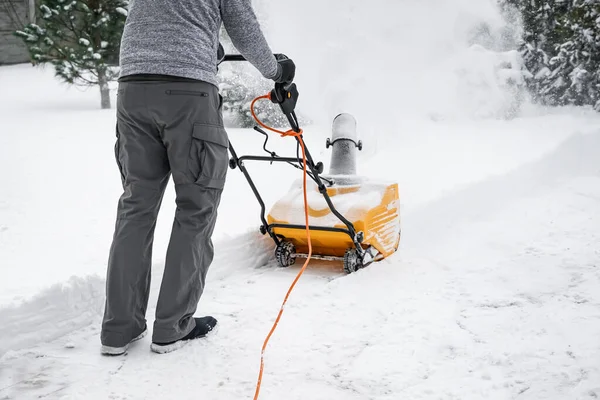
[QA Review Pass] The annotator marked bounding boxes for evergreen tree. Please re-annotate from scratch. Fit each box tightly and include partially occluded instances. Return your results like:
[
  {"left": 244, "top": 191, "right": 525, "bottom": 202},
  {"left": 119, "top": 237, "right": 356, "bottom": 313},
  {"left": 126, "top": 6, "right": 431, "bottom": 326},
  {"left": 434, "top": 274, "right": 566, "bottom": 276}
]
[
  {"left": 557, "top": 0, "right": 600, "bottom": 108},
  {"left": 502, "top": 0, "right": 600, "bottom": 110},
  {"left": 531, "top": 0, "right": 600, "bottom": 107},
  {"left": 500, "top": 1, "right": 547, "bottom": 103},
  {"left": 15, "top": 0, "right": 128, "bottom": 109},
  {"left": 540, "top": 40, "right": 576, "bottom": 105},
  {"left": 518, "top": 41, "right": 551, "bottom": 103}
]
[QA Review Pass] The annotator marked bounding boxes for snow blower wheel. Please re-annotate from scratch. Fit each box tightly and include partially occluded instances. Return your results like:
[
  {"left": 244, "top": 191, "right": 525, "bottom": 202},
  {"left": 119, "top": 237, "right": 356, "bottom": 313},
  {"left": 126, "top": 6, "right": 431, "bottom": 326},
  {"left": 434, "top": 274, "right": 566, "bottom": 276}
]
[
  {"left": 343, "top": 248, "right": 363, "bottom": 274},
  {"left": 275, "top": 241, "right": 296, "bottom": 268}
]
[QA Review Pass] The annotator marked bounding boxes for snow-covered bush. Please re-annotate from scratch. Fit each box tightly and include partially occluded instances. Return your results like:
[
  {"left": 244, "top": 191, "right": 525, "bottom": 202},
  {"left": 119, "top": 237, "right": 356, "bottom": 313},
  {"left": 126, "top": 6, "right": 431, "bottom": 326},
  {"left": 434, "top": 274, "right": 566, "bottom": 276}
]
[
  {"left": 217, "top": 65, "right": 291, "bottom": 129},
  {"left": 217, "top": 26, "right": 308, "bottom": 129}
]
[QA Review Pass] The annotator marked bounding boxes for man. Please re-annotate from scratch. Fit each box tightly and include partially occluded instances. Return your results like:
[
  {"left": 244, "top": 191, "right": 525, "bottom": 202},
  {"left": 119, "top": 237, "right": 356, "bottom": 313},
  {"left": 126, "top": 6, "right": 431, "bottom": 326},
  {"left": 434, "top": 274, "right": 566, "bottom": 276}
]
[{"left": 100, "top": 0, "right": 295, "bottom": 355}]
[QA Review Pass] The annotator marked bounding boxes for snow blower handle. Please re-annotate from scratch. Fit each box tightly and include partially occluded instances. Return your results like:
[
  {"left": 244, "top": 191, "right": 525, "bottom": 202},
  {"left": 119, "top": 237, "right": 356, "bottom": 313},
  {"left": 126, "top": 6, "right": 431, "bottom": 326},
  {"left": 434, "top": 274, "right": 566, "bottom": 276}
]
[
  {"left": 221, "top": 54, "right": 288, "bottom": 62},
  {"left": 270, "top": 82, "right": 301, "bottom": 133},
  {"left": 218, "top": 48, "right": 301, "bottom": 133}
]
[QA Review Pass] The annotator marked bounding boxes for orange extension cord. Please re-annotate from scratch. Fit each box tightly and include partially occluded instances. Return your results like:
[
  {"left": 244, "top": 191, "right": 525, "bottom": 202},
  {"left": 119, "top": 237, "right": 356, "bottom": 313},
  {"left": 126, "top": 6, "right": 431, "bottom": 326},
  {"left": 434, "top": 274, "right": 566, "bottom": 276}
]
[{"left": 250, "top": 94, "right": 313, "bottom": 400}]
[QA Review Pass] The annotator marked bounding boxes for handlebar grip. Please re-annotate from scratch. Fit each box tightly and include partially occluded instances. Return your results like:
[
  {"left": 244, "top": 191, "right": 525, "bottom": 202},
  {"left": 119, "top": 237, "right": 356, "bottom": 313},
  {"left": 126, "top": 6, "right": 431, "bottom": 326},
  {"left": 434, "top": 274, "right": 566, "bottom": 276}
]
[
  {"left": 222, "top": 54, "right": 246, "bottom": 62},
  {"left": 222, "top": 54, "right": 286, "bottom": 62}
]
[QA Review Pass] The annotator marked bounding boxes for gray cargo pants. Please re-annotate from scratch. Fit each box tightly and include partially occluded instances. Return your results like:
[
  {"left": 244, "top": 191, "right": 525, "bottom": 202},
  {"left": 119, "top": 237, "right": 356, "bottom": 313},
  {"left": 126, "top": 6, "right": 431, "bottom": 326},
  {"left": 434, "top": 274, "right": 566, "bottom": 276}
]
[{"left": 101, "top": 80, "right": 228, "bottom": 347}]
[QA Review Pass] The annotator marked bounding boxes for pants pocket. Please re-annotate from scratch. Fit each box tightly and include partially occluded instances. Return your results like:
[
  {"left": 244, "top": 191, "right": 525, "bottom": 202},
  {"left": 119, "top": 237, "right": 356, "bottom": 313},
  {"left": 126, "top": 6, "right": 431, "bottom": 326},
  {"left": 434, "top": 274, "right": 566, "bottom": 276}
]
[
  {"left": 115, "top": 123, "right": 126, "bottom": 184},
  {"left": 166, "top": 90, "right": 209, "bottom": 97},
  {"left": 189, "top": 123, "right": 229, "bottom": 190}
]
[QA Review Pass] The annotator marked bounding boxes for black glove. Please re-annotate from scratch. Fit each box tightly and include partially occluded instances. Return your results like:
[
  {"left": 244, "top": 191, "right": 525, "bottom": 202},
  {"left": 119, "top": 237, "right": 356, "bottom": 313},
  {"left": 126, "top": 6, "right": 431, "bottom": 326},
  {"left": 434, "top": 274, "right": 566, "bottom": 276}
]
[{"left": 274, "top": 55, "right": 296, "bottom": 84}]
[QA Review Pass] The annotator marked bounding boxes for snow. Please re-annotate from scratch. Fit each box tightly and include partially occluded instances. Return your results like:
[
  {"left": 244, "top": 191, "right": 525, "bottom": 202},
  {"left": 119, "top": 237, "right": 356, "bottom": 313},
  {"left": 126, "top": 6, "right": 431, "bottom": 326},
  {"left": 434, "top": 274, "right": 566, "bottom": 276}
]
[
  {"left": 269, "top": 178, "right": 391, "bottom": 227},
  {"left": 40, "top": 4, "right": 53, "bottom": 19},
  {"left": 262, "top": 0, "right": 527, "bottom": 124},
  {"left": 0, "top": 276, "right": 105, "bottom": 356},
  {"left": 2, "top": 0, "right": 600, "bottom": 398},
  {"left": 115, "top": 7, "right": 127, "bottom": 17}
]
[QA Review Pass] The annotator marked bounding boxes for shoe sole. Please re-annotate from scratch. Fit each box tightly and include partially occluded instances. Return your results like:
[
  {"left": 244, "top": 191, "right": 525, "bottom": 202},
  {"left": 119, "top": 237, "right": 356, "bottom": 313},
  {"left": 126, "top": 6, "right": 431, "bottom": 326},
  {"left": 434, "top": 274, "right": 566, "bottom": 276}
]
[
  {"left": 150, "top": 325, "right": 217, "bottom": 355},
  {"left": 101, "top": 328, "right": 148, "bottom": 356},
  {"left": 150, "top": 338, "right": 193, "bottom": 354}
]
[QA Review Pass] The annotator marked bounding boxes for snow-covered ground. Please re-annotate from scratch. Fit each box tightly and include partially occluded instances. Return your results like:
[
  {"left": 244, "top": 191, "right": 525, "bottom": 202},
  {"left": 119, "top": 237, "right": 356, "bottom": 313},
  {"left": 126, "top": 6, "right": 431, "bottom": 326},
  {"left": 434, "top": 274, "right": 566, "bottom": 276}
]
[
  {"left": 2, "top": 63, "right": 599, "bottom": 400},
  {"left": 2, "top": 0, "right": 600, "bottom": 397}
]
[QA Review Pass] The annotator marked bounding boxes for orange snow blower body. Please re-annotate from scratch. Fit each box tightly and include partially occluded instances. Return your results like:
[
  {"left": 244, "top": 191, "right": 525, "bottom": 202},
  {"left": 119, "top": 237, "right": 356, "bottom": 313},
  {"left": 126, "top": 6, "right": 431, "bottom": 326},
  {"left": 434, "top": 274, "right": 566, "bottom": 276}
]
[
  {"left": 261, "top": 113, "right": 401, "bottom": 273},
  {"left": 267, "top": 180, "right": 401, "bottom": 260}
]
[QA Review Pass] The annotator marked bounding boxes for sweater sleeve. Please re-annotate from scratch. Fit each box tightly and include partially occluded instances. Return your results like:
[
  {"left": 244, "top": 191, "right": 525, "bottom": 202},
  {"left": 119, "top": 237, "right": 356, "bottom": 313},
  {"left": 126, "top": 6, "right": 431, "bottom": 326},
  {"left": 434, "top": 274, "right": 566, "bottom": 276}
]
[{"left": 221, "top": 0, "right": 280, "bottom": 80}]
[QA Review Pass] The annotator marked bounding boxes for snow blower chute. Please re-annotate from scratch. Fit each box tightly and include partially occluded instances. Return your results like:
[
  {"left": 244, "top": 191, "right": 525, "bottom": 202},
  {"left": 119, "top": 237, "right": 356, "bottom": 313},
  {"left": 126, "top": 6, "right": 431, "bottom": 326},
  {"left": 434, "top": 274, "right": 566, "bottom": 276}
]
[{"left": 221, "top": 53, "right": 401, "bottom": 273}]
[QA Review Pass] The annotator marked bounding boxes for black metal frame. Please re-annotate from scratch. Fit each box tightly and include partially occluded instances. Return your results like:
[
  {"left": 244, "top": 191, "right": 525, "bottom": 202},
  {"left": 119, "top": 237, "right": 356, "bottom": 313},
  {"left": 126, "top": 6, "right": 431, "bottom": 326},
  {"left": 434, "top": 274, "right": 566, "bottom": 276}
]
[
  {"left": 227, "top": 131, "right": 365, "bottom": 257},
  {"left": 221, "top": 52, "right": 366, "bottom": 259}
]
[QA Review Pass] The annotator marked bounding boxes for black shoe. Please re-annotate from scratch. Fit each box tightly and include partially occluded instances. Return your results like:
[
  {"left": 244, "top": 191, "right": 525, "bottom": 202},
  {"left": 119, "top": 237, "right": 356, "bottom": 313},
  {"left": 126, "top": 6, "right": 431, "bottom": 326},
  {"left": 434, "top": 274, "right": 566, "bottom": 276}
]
[{"left": 150, "top": 316, "right": 217, "bottom": 354}]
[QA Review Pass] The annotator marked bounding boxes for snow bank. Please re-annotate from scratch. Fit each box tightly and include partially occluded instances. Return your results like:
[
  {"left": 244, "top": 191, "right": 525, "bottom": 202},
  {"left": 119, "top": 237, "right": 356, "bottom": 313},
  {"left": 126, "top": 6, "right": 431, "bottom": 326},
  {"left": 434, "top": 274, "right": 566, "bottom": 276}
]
[
  {"left": 0, "top": 275, "right": 105, "bottom": 357},
  {"left": 0, "top": 230, "right": 272, "bottom": 358},
  {"left": 404, "top": 129, "right": 600, "bottom": 248}
]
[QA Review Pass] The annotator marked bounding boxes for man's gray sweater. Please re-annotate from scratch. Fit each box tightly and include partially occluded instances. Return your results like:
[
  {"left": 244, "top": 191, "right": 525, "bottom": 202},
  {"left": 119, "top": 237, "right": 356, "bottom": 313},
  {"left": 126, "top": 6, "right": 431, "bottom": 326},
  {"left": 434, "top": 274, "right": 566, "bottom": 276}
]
[{"left": 119, "top": 0, "right": 279, "bottom": 86}]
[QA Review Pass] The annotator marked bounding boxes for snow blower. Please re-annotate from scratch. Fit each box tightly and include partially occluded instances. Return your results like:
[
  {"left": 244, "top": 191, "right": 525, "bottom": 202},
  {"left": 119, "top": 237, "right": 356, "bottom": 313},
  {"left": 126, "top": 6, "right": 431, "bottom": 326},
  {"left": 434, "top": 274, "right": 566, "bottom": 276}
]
[{"left": 221, "top": 53, "right": 401, "bottom": 273}]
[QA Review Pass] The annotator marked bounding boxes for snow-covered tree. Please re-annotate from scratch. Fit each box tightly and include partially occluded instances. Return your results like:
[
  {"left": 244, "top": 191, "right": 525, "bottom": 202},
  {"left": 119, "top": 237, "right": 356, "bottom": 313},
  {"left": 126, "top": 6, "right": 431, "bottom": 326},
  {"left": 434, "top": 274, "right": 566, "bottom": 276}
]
[
  {"left": 15, "top": 0, "right": 128, "bottom": 109},
  {"left": 524, "top": 0, "right": 600, "bottom": 108},
  {"left": 555, "top": 0, "right": 600, "bottom": 108},
  {"left": 518, "top": 41, "right": 551, "bottom": 103},
  {"left": 501, "top": 0, "right": 600, "bottom": 110}
]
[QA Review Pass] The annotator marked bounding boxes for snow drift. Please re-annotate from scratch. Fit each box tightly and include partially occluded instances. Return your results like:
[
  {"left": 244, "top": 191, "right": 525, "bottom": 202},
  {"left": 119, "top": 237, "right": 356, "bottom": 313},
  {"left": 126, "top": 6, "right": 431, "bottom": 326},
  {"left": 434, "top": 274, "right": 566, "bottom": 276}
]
[{"left": 0, "top": 276, "right": 105, "bottom": 357}]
